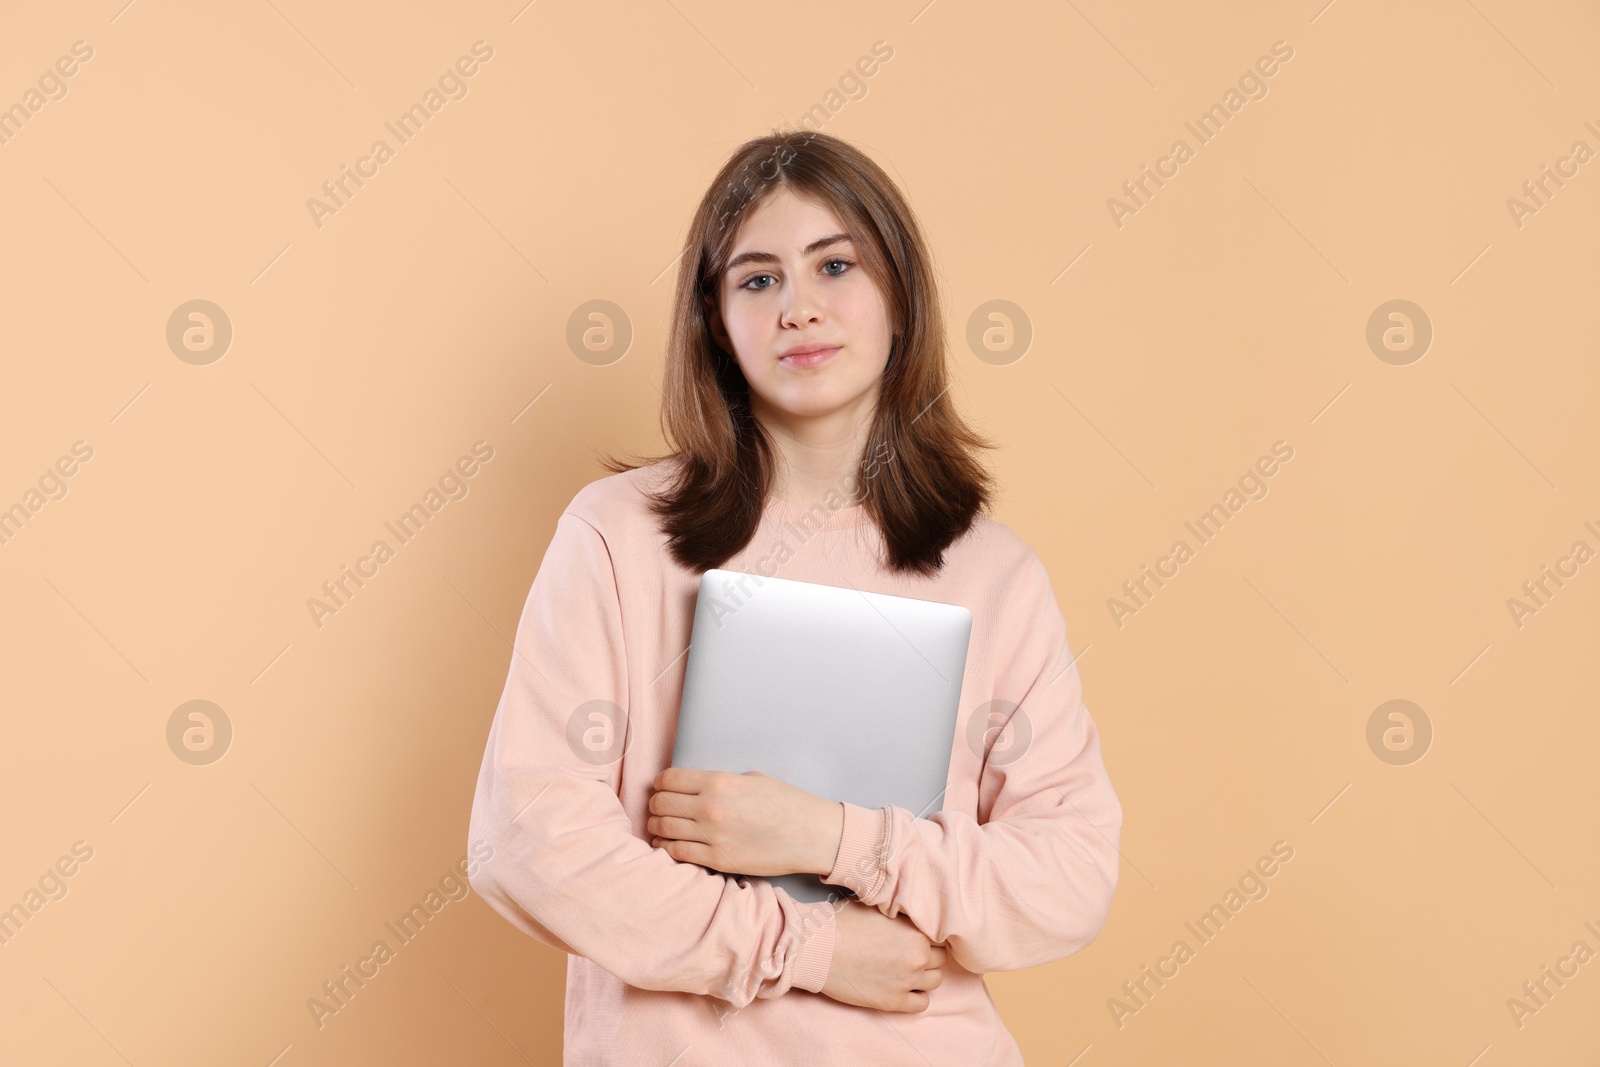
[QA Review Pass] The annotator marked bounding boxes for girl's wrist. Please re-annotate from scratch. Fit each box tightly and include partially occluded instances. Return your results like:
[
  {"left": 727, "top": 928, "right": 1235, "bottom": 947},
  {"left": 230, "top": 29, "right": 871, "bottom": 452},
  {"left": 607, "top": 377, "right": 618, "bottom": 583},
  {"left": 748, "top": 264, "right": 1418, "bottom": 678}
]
[{"left": 812, "top": 800, "right": 846, "bottom": 876}]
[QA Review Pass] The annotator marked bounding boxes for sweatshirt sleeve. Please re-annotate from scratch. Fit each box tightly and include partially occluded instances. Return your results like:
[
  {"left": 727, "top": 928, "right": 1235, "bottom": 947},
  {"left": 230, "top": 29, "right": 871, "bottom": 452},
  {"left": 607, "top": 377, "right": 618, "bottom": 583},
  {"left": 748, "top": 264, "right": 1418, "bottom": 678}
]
[
  {"left": 466, "top": 509, "right": 837, "bottom": 1006},
  {"left": 820, "top": 548, "right": 1122, "bottom": 975}
]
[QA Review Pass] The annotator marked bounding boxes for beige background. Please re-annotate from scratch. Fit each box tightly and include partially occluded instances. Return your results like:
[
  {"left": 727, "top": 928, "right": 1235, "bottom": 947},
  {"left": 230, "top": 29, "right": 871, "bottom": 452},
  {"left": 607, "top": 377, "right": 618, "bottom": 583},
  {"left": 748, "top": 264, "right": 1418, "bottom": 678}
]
[{"left": 2, "top": 0, "right": 1597, "bottom": 1063}]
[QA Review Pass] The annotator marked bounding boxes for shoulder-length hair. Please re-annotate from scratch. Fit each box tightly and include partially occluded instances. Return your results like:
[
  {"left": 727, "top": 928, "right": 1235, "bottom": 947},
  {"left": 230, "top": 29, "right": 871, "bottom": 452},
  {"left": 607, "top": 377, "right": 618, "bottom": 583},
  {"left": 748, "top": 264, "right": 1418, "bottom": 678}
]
[{"left": 599, "top": 129, "right": 996, "bottom": 577}]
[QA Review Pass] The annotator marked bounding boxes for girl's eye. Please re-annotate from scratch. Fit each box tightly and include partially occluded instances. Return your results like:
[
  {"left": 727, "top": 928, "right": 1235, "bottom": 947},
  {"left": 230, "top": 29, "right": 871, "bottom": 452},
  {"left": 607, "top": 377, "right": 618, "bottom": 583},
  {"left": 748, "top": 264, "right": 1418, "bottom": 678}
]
[{"left": 739, "top": 257, "right": 854, "bottom": 291}]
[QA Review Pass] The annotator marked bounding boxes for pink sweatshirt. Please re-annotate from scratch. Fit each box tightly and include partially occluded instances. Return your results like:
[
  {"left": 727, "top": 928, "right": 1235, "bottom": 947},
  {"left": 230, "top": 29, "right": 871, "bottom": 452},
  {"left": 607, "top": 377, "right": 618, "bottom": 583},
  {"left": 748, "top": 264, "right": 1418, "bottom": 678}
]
[{"left": 467, "top": 459, "right": 1122, "bottom": 1065}]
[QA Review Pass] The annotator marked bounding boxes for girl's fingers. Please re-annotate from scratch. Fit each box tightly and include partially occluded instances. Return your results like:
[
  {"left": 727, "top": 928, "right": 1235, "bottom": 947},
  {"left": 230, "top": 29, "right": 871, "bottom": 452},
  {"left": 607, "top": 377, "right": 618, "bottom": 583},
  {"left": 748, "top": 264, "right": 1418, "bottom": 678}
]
[
  {"left": 648, "top": 790, "right": 698, "bottom": 817},
  {"left": 647, "top": 815, "right": 708, "bottom": 842}
]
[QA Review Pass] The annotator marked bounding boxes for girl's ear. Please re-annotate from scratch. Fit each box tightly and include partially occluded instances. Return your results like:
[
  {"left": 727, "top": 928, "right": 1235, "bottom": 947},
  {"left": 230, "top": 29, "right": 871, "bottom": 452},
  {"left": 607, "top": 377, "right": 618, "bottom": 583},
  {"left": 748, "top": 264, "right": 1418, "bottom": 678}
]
[{"left": 705, "top": 296, "right": 731, "bottom": 351}]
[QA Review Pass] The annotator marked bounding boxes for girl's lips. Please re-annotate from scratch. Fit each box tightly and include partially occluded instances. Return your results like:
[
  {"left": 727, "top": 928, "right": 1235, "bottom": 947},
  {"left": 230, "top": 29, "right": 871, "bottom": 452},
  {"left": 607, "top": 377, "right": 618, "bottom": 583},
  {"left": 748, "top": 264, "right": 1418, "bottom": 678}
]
[{"left": 779, "top": 346, "right": 840, "bottom": 368}]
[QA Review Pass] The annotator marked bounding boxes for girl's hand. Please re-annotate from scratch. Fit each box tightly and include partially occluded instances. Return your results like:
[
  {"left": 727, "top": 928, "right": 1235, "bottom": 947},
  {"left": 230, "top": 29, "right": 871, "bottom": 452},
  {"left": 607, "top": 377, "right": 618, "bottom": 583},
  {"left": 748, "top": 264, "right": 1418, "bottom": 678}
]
[
  {"left": 647, "top": 768, "right": 843, "bottom": 878},
  {"left": 822, "top": 900, "right": 946, "bottom": 1013}
]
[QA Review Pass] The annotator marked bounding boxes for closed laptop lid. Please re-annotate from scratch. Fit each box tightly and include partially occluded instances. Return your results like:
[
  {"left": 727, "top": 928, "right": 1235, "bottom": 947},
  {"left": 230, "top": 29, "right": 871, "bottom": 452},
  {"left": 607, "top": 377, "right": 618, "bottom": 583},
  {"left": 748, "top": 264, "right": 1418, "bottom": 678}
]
[{"left": 670, "top": 568, "right": 972, "bottom": 902}]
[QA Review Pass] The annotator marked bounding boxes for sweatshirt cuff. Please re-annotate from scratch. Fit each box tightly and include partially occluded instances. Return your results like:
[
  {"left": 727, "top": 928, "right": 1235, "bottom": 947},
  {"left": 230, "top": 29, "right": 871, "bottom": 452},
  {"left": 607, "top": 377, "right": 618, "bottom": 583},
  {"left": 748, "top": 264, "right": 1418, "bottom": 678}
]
[
  {"left": 823, "top": 802, "right": 889, "bottom": 902},
  {"left": 787, "top": 900, "right": 837, "bottom": 993}
]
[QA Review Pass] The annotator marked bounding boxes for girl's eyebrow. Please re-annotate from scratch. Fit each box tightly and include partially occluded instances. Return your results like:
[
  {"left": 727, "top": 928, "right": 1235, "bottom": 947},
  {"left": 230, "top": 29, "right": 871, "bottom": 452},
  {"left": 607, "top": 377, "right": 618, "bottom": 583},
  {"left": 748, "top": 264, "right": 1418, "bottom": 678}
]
[{"left": 724, "top": 233, "right": 854, "bottom": 275}]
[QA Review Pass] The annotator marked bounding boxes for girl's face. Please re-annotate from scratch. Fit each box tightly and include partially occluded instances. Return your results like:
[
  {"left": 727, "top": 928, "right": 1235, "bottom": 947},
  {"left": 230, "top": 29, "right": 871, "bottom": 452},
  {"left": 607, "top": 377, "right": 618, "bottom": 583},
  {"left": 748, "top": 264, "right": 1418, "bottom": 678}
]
[{"left": 710, "top": 187, "right": 894, "bottom": 432}]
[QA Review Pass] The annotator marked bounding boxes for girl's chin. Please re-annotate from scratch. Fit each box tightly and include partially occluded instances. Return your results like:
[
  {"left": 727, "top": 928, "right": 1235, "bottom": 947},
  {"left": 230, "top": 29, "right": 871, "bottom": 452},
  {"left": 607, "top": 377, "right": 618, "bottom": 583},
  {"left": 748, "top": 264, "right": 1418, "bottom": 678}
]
[{"left": 752, "top": 381, "right": 876, "bottom": 421}]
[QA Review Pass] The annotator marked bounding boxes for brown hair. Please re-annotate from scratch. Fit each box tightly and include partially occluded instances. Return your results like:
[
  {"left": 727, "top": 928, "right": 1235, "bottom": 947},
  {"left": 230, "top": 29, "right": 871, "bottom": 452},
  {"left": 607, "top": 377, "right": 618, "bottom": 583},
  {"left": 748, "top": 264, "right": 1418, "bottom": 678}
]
[{"left": 599, "top": 129, "right": 996, "bottom": 577}]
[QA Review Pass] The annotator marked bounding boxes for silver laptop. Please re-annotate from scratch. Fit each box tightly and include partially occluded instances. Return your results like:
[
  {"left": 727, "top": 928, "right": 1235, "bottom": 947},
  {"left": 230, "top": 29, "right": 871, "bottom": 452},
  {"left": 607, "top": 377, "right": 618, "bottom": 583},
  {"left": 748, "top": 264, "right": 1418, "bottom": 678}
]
[{"left": 670, "top": 567, "right": 972, "bottom": 904}]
